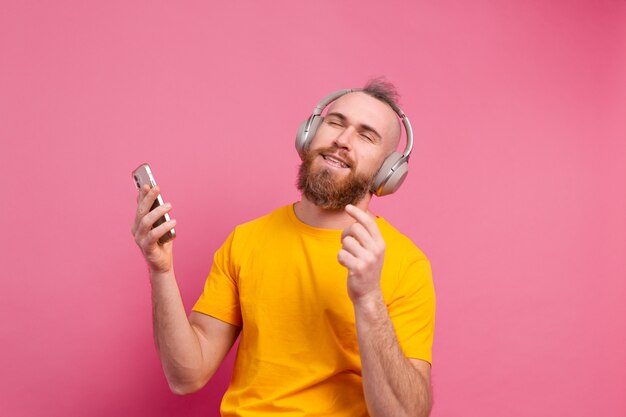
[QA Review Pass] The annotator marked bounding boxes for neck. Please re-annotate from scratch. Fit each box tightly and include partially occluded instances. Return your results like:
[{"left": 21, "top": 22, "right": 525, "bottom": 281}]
[{"left": 293, "top": 194, "right": 375, "bottom": 229}]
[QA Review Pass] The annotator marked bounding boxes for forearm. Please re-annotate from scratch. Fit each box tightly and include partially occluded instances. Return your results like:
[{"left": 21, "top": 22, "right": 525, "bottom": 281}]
[
  {"left": 150, "top": 269, "right": 205, "bottom": 394},
  {"left": 354, "top": 293, "right": 432, "bottom": 417}
]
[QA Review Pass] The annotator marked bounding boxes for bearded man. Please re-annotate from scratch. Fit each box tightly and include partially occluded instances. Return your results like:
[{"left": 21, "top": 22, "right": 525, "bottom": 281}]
[{"left": 132, "top": 80, "right": 436, "bottom": 417}]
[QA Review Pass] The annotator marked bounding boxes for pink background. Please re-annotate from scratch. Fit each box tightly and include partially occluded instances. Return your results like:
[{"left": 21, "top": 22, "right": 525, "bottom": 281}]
[{"left": 1, "top": 1, "right": 625, "bottom": 416}]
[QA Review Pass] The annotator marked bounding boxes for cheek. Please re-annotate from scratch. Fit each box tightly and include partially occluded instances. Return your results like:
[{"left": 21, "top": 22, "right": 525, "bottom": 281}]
[
  {"left": 309, "top": 125, "right": 333, "bottom": 146},
  {"left": 356, "top": 154, "right": 384, "bottom": 177}
]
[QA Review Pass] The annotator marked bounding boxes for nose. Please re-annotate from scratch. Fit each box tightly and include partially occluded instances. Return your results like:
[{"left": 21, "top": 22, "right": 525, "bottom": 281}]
[{"left": 334, "top": 126, "right": 355, "bottom": 150}]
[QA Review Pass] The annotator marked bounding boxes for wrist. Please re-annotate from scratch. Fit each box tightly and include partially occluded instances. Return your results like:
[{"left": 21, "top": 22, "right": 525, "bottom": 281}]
[
  {"left": 352, "top": 290, "right": 386, "bottom": 318},
  {"left": 149, "top": 268, "right": 175, "bottom": 283}
]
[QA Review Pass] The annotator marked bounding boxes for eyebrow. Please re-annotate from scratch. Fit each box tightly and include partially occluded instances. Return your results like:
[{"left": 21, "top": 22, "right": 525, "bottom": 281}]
[{"left": 326, "top": 112, "right": 382, "bottom": 141}]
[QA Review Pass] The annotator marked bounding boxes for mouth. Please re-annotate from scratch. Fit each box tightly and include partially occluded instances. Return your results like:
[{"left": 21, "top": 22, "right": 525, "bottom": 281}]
[{"left": 321, "top": 154, "right": 351, "bottom": 169}]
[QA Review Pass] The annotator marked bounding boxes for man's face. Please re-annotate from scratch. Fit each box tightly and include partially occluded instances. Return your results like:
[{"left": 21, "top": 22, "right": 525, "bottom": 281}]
[{"left": 297, "top": 92, "right": 401, "bottom": 210}]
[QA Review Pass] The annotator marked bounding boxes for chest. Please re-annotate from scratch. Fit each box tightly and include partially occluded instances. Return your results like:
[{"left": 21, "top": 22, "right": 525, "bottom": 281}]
[{"left": 236, "top": 233, "right": 361, "bottom": 350}]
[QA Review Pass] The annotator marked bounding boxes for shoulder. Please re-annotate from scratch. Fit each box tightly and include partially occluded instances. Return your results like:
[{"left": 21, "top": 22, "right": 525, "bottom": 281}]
[
  {"left": 377, "top": 217, "right": 434, "bottom": 313},
  {"left": 230, "top": 204, "right": 294, "bottom": 243},
  {"left": 216, "top": 205, "right": 293, "bottom": 263}
]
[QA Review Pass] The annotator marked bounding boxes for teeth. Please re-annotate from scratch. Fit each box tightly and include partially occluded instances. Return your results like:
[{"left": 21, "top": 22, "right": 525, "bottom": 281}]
[{"left": 323, "top": 155, "right": 348, "bottom": 168}]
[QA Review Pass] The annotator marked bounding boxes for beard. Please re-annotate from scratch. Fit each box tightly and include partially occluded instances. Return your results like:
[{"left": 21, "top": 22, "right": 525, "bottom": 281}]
[{"left": 296, "top": 146, "right": 375, "bottom": 210}]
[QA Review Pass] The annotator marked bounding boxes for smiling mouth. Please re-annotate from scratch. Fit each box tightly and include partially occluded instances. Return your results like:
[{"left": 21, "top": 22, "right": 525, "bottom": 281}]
[{"left": 322, "top": 154, "right": 351, "bottom": 169}]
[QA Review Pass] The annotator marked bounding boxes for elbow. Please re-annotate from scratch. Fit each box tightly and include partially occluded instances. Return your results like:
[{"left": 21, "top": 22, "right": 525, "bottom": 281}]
[
  {"left": 168, "top": 380, "right": 203, "bottom": 396},
  {"left": 166, "top": 375, "right": 206, "bottom": 396},
  {"left": 162, "top": 360, "right": 217, "bottom": 396}
]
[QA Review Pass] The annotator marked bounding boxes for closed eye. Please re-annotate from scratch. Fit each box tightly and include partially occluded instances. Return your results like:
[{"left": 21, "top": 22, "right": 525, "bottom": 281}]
[
  {"left": 326, "top": 118, "right": 343, "bottom": 127},
  {"left": 326, "top": 111, "right": 382, "bottom": 143},
  {"left": 360, "top": 133, "right": 374, "bottom": 142}
]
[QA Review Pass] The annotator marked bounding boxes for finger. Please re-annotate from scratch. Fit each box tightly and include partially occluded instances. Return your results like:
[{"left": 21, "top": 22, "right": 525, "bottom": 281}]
[
  {"left": 337, "top": 248, "right": 359, "bottom": 270},
  {"left": 140, "top": 219, "right": 176, "bottom": 249},
  {"left": 341, "top": 235, "right": 369, "bottom": 259},
  {"left": 344, "top": 204, "right": 382, "bottom": 242},
  {"left": 136, "top": 185, "right": 153, "bottom": 216},
  {"left": 137, "top": 185, "right": 161, "bottom": 218},
  {"left": 132, "top": 187, "right": 151, "bottom": 234},
  {"left": 144, "top": 219, "right": 177, "bottom": 246},
  {"left": 342, "top": 223, "right": 375, "bottom": 251},
  {"left": 144, "top": 201, "right": 172, "bottom": 224},
  {"left": 138, "top": 202, "right": 173, "bottom": 235},
  {"left": 136, "top": 183, "right": 150, "bottom": 203}
]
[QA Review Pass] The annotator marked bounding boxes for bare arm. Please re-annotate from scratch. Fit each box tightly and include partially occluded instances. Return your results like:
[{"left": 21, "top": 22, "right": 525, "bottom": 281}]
[
  {"left": 339, "top": 204, "right": 432, "bottom": 417},
  {"left": 132, "top": 185, "right": 240, "bottom": 394},
  {"left": 354, "top": 293, "right": 431, "bottom": 417},
  {"left": 149, "top": 270, "right": 239, "bottom": 394}
]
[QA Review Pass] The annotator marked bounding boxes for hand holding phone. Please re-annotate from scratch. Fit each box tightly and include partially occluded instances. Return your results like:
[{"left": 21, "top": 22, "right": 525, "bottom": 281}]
[
  {"left": 132, "top": 163, "right": 176, "bottom": 244},
  {"left": 131, "top": 163, "right": 177, "bottom": 274}
]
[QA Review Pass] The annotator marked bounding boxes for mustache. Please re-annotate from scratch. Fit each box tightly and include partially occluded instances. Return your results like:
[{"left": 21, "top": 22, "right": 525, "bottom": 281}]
[{"left": 306, "top": 146, "right": 356, "bottom": 169}]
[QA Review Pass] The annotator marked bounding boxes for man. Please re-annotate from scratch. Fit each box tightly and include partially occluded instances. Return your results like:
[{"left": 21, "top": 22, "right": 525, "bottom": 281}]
[{"left": 132, "top": 80, "right": 436, "bottom": 416}]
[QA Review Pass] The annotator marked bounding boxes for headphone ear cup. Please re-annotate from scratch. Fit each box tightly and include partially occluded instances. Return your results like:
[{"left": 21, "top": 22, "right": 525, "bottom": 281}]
[
  {"left": 371, "top": 152, "right": 409, "bottom": 196},
  {"left": 295, "top": 119, "right": 310, "bottom": 157},
  {"left": 379, "top": 161, "right": 409, "bottom": 196},
  {"left": 295, "top": 115, "right": 324, "bottom": 159}
]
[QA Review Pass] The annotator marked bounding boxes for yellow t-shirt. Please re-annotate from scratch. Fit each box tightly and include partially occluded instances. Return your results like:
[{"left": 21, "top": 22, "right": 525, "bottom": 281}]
[{"left": 193, "top": 204, "right": 435, "bottom": 417}]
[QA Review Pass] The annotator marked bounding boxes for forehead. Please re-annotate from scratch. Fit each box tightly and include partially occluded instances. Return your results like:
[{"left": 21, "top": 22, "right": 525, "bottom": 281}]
[{"left": 326, "top": 92, "right": 399, "bottom": 137}]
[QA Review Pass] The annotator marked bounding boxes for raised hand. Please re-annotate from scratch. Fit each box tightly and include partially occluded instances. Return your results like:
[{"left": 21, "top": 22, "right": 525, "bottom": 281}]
[
  {"left": 338, "top": 204, "right": 386, "bottom": 304},
  {"left": 131, "top": 184, "right": 176, "bottom": 274}
]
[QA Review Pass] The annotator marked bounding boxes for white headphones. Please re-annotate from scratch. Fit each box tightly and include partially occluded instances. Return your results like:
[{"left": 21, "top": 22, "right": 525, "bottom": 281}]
[{"left": 295, "top": 88, "right": 414, "bottom": 196}]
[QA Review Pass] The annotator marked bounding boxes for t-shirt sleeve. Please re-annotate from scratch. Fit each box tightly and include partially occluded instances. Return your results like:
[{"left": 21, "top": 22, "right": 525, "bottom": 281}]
[
  {"left": 388, "top": 257, "right": 436, "bottom": 364},
  {"left": 192, "top": 230, "right": 243, "bottom": 327}
]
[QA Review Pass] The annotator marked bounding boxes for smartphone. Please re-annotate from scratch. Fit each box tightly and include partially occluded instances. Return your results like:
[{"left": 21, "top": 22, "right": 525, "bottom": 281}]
[{"left": 132, "top": 163, "right": 176, "bottom": 245}]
